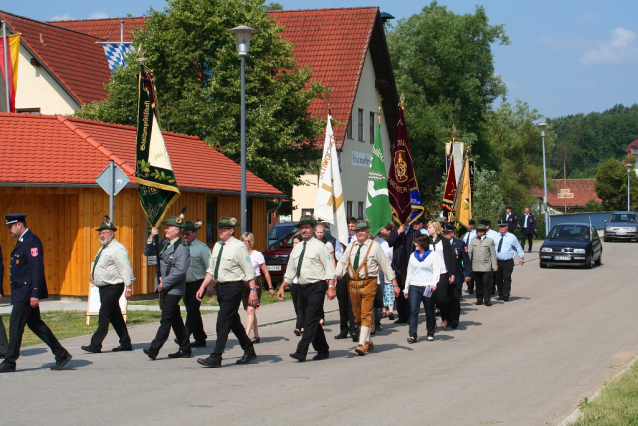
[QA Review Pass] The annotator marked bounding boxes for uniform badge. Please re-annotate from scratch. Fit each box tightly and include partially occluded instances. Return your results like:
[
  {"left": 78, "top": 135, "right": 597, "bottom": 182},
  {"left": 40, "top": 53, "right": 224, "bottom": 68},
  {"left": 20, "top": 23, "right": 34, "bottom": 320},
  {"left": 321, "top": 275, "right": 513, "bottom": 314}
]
[
  {"left": 31, "top": 248, "right": 39, "bottom": 257},
  {"left": 246, "top": 256, "right": 250, "bottom": 263},
  {"left": 327, "top": 255, "right": 331, "bottom": 260}
]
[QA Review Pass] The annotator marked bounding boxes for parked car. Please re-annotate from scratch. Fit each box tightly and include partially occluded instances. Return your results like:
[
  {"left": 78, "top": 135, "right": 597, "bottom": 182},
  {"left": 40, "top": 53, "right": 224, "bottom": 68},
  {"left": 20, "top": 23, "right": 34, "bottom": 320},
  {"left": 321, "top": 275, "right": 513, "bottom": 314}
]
[
  {"left": 263, "top": 228, "right": 337, "bottom": 283},
  {"left": 539, "top": 223, "right": 602, "bottom": 269},
  {"left": 268, "top": 221, "right": 298, "bottom": 248},
  {"left": 603, "top": 211, "right": 638, "bottom": 242}
]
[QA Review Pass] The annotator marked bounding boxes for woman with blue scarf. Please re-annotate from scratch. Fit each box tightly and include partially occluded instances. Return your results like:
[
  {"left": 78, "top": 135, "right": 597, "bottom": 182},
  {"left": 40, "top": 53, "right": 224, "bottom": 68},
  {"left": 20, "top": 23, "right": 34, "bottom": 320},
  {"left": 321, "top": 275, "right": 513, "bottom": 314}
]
[{"left": 404, "top": 234, "right": 440, "bottom": 343}]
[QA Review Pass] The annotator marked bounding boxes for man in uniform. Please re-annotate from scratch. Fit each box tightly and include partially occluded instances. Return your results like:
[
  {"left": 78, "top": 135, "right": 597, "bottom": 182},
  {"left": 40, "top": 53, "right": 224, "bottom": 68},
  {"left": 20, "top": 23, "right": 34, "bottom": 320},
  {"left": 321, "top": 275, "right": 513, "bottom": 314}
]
[
  {"left": 81, "top": 217, "right": 134, "bottom": 353},
  {"left": 336, "top": 220, "right": 398, "bottom": 356},
  {"left": 461, "top": 219, "right": 477, "bottom": 294},
  {"left": 441, "top": 223, "right": 471, "bottom": 329},
  {"left": 143, "top": 216, "right": 191, "bottom": 360},
  {"left": 277, "top": 215, "right": 336, "bottom": 362},
  {"left": 386, "top": 221, "right": 419, "bottom": 324},
  {"left": 0, "top": 214, "right": 72, "bottom": 372},
  {"left": 468, "top": 224, "right": 498, "bottom": 307},
  {"left": 334, "top": 217, "right": 357, "bottom": 341},
  {"left": 481, "top": 219, "right": 500, "bottom": 241},
  {"left": 0, "top": 242, "right": 8, "bottom": 358},
  {"left": 519, "top": 207, "right": 537, "bottom": 253},
  {"left": 503, "top": 206, "right": 518, "bottom": 234},
  {"left": 494, "top": 219, "right": 525, "bottom": 301},
  {"left": 195, "top": 217, "right": 258, "bottom": 368}
]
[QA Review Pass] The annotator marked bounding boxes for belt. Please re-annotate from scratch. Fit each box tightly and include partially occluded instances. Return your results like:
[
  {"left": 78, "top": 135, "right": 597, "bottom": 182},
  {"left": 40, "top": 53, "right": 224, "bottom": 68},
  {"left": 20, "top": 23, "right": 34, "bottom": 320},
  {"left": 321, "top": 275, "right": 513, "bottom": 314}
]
[
  {"left": 216, "top": 280, "right": 242, "bottom": 286},
  {"left": 296, "top": 280, "right": 326, "bottom": 288},
  {"left": 186, "top": 279, "right": 204, "bottom": 284},
  {"left": 497, "top": 258, "right": 514, "bottom": 263}
]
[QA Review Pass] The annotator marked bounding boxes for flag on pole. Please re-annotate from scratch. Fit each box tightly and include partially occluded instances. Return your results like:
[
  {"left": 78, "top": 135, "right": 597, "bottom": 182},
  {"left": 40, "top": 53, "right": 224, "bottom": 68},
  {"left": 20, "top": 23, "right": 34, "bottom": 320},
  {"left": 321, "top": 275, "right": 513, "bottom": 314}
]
[
  {"left": 135, "top": 68, "right": 180, "bottom": 227},
  {"left": 388, "top": 104, "right": 424, "bottom": 225},
  {"left": 0, "top": 33, "right": 20, "bottom": 112},
  {"left": 314, "top": 114, "right": 348, "bottom": 247},
  {"left": 453, "top": 155, "right": 472, "bottom": 228},
  {"left": 101, "top": 42, "right": 136, "bottom": 73},
  {"left": 365, "top": 119, "right": 392, "bottom": 236},
  {"left": 442, "top": 154, "right": 457, "bottom": 218}
]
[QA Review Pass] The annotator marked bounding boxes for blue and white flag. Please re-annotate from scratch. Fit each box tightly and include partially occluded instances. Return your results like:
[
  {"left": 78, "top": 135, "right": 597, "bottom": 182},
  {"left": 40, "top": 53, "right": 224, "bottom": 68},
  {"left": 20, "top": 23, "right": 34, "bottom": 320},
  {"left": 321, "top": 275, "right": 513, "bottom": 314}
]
[{"left": 101, "top": 43, "right": 135, "bottom": 73}]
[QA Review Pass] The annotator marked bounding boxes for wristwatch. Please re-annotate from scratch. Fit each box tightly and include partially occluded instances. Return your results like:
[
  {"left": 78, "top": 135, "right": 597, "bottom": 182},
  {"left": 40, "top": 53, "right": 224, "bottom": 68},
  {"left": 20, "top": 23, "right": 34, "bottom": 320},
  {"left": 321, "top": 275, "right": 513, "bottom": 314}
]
[
  {"left": 328, "top": 285, "right": 336, "bottom": 289},
  {"left": 249, "top": 287, "right": 257, "bottom": 291},
  {"left": 125, "top": 287, "right": 132, "bottom": 292}
]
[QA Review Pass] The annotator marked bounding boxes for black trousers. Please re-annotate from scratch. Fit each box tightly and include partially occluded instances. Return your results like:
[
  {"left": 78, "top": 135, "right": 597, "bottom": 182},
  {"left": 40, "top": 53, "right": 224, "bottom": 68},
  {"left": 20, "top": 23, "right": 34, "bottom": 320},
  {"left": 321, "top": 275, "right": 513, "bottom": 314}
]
[
  {"left": 3, "top": 302, "right": 68, "bottom": 366},
  {"left": 295, "top": 281, "right": 329, "bottom": 356},
  {"left": 289, "top": 284, "right": 304, "bottom": 331},
  {"left": 435, "top": 273, "right": 450, "bottom": 322},
  {"left": 521, "top": 230, "right": 533, "bottom": 251},
  {"left": 212, "top": 281, "right": 254, "bottom": 358},
  {"left": 182, "top": 280, "right": 206, "bottom": 342},
  {"left": 466, "top": 277, "right": 474, "bottom": 293},
  {"left": 0, "top": 315, "right": 8, "bottom": 355},
  {"left": 448, "top": 283, "right": 461, "bottom": 323},
  {"left": 151, "top": 293, "right": 190, "bottom": 353},
  {"left": 495, "top": 259, "right": 514, "bottom": 298},
  {"left": 90, "top": 283, "right": 131, "bottom": 350},
  {"left": 474, "top": 271, "right": 494, "bottom": 304},
  {"left": 335, "top": 276, "right": 355, "bottom": 333}
]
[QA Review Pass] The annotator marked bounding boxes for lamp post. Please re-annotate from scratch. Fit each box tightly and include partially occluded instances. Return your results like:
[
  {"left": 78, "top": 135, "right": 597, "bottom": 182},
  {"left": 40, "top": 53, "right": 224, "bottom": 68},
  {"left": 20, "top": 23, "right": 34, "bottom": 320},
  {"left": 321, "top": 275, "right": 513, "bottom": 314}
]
[
  {"left": 538, "top": 121, "right": 549, "bottom": 236},
  {"left": 626, "top": 163, "right": 633, "bottom": 211},
  {"left": 228, "top": 25, "right": 259, "bottom": 234}
]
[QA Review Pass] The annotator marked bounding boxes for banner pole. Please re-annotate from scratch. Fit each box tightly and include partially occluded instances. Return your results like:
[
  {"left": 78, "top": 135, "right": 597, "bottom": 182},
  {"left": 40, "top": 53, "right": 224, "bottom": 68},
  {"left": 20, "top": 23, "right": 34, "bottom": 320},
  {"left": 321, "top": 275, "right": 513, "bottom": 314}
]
[{"left": 2, "top": 20, "right": 9, "bottom": 113}]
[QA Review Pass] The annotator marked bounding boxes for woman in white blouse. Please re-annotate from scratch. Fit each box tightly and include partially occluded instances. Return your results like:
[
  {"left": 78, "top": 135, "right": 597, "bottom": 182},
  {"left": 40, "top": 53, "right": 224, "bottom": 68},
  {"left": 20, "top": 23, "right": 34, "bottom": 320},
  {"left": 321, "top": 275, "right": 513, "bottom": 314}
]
[{"left": 241, "top": 232, "right": 274, "bottom": 344}]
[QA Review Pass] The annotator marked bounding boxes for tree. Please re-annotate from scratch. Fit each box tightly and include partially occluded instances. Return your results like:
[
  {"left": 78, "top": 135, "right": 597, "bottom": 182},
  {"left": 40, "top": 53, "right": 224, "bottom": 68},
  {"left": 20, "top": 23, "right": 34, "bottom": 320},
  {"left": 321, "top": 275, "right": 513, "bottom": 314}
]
[
  {"left": 594, "top": 159, "right": 638, "bottom": 210},
  {"left": 74, "top": 0, "right": 326, "bottom": 195},
  {"left": 261, "top": 2, "right": 283, "bottom": 10},
  {"left": 387, "top": 1, "right": 509, "bottom": 203}
]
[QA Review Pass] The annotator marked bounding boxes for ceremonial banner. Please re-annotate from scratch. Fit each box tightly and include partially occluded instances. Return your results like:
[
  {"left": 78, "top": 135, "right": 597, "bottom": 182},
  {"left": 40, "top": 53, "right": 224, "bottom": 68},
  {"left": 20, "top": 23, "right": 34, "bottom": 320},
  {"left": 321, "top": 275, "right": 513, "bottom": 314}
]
[
  {"left": 0, "top": 33, "right": 20, "bottom": 112},
  {"left": 453, "top": 156, "right": 472, "bottom": 228},
  {"left": 388, "top": 106, "right": 424, "bottom": 225},
  {"left": 365, "top": 120, "right": 392, "bottom": 236},
  {"left": 314, "top": 115, "right": 348, "bottom": 246},
  {"left": 135, "top": 68, "right": 180, "bottom": 227}
]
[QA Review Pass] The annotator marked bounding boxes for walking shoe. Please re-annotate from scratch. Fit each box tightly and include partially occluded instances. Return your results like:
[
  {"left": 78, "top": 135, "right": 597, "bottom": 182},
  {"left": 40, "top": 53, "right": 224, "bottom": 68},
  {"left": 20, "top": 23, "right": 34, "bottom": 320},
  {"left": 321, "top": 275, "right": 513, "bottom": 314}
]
[
  {"left": 112, "top": 345, "right": 133, "bottom": 352},
  {"left": 388, "top": 312, "right": 394, "bottom": 321},
  {"left": 168, "top": 350, "right": 192, "bottom": 359},
  {"left": 81, "top": 345, "right": 101, "bottom": 353},
  {"left": 475, "top": 300, "right": 483, "bottom": 305},
  {"left": 407, "top": 337, "right": 416, "bottom": 344},
  {"left": 190, "top": 340, "right": 207, "bottom": 348},
  {"left": 427, "top": 336, "right": 434, "bottom": 341},
  {"left": 51, "top": 353, "right": 73, "bottom": 370},
  {"left": 451, "top": 319, "right": 459, "bottom": 329},
  {"left": 334, "top": 331, "right": 349, "bottom": 339},
  {"left": 354, "top": 344, "right": 367, "bottom": 356},
  {"left": 364, "top": 341, "right": 374, "bottom": 351},
  {"left": 350, "top": 332, "right": 359, "bottom": 342},
  {"left": 197, "top": 355, "right": 222, "bottom": 368},
  {"left": 143, "top": 347, "right": 158, "bottom": 360},
  {"left": 484, "top": 301, "right": 492, "bottom": 306},
  {"left": 312, "top": 352, "right": 329, "bottom": 361},
  {"left": 289, "top": 352, "right": 306, "bottom": 362},
  {"left": 236, "top": 352, "right": 258, "bottom": 365},
  {"left": 0, "top": 362, "right": 16, "bottom": 373}
]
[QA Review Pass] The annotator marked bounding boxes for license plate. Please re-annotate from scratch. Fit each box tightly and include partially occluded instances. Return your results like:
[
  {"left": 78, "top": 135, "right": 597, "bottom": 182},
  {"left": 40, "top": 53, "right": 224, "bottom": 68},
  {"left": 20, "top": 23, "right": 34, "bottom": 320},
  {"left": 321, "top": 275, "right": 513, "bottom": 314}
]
[
  {"left": 616, "top": 232, "right": 626, "bottom": 235},
  {"left": 554, "top": 255, "right": 570, "bottom": 261},
  {"left": 267, "top": 265, "right": 282, "bottom": 271}
]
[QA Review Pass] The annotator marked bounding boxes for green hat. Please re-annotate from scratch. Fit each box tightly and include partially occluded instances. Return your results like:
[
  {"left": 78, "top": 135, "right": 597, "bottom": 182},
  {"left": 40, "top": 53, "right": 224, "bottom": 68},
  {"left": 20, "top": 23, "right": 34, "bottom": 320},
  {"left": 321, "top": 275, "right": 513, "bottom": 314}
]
[
  {"left": 217, "top": 216, "right": 240, "bottom": 228},
  {"left": 183, "top": 220, "right": 203, "bottom": 231},
  {"left": 96, "top": 216, "right": 117, "bottom": 232},
  {"left": 475, "top": 224, "right": 487, "bottom": 231},
  {"left": 297, "top": 215, "right": 317, "bottom": 227},
  {"left": 164, "top": 216, "right": 186, "bottom": 228},
  {"left": 354, "top": 220, "right": 370, "bottom": 231}
]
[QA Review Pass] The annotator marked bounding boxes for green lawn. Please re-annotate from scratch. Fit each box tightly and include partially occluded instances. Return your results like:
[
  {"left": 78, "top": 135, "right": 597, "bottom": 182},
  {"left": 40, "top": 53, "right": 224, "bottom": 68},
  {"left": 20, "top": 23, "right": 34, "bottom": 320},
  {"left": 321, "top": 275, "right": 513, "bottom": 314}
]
[{"left": 573, "top": 360, "right": 638, "bottom": 425}]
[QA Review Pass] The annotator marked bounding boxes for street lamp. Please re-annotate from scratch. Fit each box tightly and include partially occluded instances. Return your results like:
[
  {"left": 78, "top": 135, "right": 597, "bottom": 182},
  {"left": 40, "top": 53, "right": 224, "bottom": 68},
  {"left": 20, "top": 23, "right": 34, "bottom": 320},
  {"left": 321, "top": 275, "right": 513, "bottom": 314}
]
[
  {"left": 228, "top": 25, "right": 259, "bottom": 234},
  {"left": 626, "top": 163, "right": 633, "bottom": 211},
  {"left": 538, "top": 121, "right": 549, "bottom": 236}
]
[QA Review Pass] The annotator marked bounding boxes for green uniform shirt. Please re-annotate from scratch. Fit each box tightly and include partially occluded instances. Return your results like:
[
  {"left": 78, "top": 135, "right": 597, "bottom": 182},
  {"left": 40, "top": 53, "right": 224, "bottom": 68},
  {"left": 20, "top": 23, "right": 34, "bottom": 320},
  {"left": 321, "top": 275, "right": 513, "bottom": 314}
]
[
  {"left": 284, "top": 237, "right": 336, "bottom": 285},
  {"left": 186, "top": 239, "right": 211, "bottom": 282},
  {"left": 336, "top": 239, "right": 396, "bottom": 281},
  {"left": 93, "top": 239, "right": 135, "bottom": 287},
  {"left": 207, "top": 236, "right": 255, "bottom": 283}
]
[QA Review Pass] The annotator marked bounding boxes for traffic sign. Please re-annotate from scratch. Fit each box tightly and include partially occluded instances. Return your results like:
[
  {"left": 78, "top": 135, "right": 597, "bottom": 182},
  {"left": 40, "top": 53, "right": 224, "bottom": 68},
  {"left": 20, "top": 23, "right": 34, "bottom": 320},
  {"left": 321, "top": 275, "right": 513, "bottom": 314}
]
[{"left": 96, "top": 162, "right": 129, "bottom": 196}]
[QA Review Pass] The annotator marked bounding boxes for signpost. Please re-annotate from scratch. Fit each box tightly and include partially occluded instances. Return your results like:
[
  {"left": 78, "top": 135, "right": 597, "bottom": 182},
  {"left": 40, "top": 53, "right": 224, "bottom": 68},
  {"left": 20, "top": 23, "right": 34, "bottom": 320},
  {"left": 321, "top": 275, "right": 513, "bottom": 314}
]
[{"left": 95, "top": 160, "right": 129, "bottom": 223}]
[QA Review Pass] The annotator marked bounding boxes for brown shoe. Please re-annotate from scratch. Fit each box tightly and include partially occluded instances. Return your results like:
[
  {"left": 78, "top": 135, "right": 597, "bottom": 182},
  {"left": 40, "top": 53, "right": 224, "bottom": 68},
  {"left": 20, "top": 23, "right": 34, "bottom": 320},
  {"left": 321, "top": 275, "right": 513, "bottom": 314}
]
[
  {"left": 364, "top": 341, "right": 374, "bottom": 351},
  {"left": 355, "top": 344, "right": 367, "bottom": 356}
]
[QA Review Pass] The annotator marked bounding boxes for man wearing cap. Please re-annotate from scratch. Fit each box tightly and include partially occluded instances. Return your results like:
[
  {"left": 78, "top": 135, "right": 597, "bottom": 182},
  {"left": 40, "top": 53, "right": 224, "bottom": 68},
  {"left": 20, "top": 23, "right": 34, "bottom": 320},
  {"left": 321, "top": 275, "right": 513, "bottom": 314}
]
[
  {"left": 195, "top": 216, "right": 258, "bottom": 368},
  {"left": 81, "top": 217, "right": 134, "bottom": 353},
  {"left": 277, "top": 215, "right": 336, "bottom": 362},
  {"left": 461, "top": 219, "right": 477, "bottom": 294},
  {"left": 0, "top": 214, "right": 72, "bottom": 372},
  {"left": 495, "top": 220, "right": 525, "bottom": 302},
  {"left": 519, "top": 207, "right": 537, "bottom": 253},
  {"left": 503, "top": 206, "right": 518, "bottom": 234},
  {"left": 0, "top": 243, "right": 8, "bottom": 358},
  {"left": 480, "top": 219, "right": 500, "bottom": 241},
  {"left": 143, "top": 216, "right": 191, "bottom": 360},
  {"left": 441, "top": 224, "right": 471, "bottom": 328},
  {"left": 179, "top": 220, "right": 210, "bottom": 347},
  {"left": 336, "top": 220, "right": 398, "bottom": 356},
  {"left": 468, "top": 224, "right": 498, "bottom": 306}
]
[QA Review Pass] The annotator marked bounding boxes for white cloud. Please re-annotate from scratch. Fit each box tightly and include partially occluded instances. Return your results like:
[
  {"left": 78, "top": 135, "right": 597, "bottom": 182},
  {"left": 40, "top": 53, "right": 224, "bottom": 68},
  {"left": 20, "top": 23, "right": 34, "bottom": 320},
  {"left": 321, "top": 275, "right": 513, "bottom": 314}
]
[
  {"left": 49, "top": 13, "right": 73, "bottom": 21},
  {"left": 580, "top": 27, "right": 638, "bottom": 65},
  {"left": 89, "top": 12, "right": 109, "bottom": 19}
]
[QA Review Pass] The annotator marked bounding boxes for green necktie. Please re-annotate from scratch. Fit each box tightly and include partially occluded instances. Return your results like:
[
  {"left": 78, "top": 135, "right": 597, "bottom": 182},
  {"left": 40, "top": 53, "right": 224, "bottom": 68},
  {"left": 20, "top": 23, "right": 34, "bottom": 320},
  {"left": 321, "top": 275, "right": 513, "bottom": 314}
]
[
  {"left": 296, "top": 242, "right": 306, "bottom": 278},
  {"left": 213, "top": 242, "right": 225, "bottom": 280},
  {"left": 353, "top": 244, "right": 364, "bottom": 270},
  {"left": 91, "top": 245, "right": 106, "bottom": 279}
]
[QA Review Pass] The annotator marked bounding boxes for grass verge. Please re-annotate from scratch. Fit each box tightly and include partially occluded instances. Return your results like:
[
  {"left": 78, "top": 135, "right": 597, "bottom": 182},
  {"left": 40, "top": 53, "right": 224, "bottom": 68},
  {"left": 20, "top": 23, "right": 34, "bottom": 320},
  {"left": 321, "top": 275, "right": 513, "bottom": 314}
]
[{"left": 573, "top": 360, "right": 638, "bottom": 425}]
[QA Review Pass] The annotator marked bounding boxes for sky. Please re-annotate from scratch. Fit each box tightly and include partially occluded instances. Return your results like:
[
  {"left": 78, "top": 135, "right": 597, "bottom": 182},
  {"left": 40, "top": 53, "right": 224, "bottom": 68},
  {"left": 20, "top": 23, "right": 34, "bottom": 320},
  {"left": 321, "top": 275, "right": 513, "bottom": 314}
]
[{"left": 4, "top": 0, "right": 638, "bottom": 119}]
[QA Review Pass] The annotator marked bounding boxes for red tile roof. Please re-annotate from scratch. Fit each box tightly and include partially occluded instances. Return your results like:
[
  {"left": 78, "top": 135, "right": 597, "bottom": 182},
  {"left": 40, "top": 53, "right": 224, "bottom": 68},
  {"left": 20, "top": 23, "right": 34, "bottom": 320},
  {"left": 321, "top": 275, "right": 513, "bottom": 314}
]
[
  {"left": 47, "top": 17, "right": 146, "bottom": 43},
  {"left": 626, "top": 139, "right": 638, "bottom": 152},
  {"left": 0, "top": 11, "right": 110, "bottom": 104},
  {"left": 530, "top": 179, "right": 601, "bottom": 207},
  {"left": 0, "top": 113, "right": 282, "bottom": 196}
]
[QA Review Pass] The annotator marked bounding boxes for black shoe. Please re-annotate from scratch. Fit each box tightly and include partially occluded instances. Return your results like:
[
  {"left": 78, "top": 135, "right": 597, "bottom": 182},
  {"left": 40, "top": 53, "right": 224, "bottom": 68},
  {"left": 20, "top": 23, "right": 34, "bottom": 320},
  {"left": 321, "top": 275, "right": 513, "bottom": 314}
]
[
  {"left": 468, "top": 289, "right": 474, "bottom": 294},
  {"left": 497, "top": 296, "right": 504, "bottom": 300},
  {"left": 393, "top": 319, "right": 408, "bottom": 324},
  {"left": 388, "top": 312, "right": 394, "bottom": 321},
  {"left": 197, "top": 356, "right": 222, "bottom": 368},
  {"left": 190, "top": 340, "right": 206, "bottom": 348},
  {"left": 168, "top": 350, "right": 192, "bottom": 359},
  {"left": 51, "top": 353, "right": 73, "bottom": 371},
  {"left": 475, "top": 300, "right": 483, "bottom": 305},
  {"left": 484, "top": 301, "right": 492, "bottom": 306},
  {"left": 376, "top": 324, "right": 383, "bottom": 331},
  {"left": 0, "top": 353, "right": 6, "bottom": 359},
  {"left": 312, "top": 352, "right": 329, "bottom": 361},
  {"left": 293, "top": 329, "right": 302, "bottom": 336},
  {"left": 81, "top": 345, "right": 101, "bottom": 354},
  {"left": 0, "top": 362, "right": 16, "bottom": 373},
  {"left": 334, "top": 332, "right": 349, "bottom": 339},
  {"left": 289, "top": 352, "right": 306, "bottom": 362},
  {"left": 143, "top": 347, "right": 158, "bottom": 360},
  {"left": 451, "top": 319, "right": 459, "bottom": 329},
  {"left": 503, "top": 296, "right": 509, "bottom": 302},
  {"left": 112, "top": 345, "right": 132, "bottom": 352},
  {"left": 236, "top": 352, "right": 258, "bottom": 365}
]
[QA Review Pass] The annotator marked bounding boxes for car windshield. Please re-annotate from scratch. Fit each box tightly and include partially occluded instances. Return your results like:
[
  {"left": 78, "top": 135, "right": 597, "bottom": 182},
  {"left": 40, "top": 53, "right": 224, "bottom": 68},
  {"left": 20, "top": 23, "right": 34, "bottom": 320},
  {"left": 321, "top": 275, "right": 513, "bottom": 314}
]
[
  {"left": 269, "top": 230, "right": 301, "bottom": 249},
  {"left": 547, "top": 225, "right": 591, "bottom": 240},
  {"left": 608, "top": 214, "right": 638, "bottom": 223},
  {"left": 268, "top": 223, "right": 296, "bottom": 241}
]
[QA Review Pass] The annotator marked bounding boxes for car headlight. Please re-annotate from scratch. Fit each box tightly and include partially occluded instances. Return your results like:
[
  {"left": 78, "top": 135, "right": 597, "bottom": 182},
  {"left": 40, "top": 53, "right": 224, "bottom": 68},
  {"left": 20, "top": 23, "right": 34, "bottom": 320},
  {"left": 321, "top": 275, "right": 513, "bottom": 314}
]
[
  {"left": 630, "top": 227, "right": 638, "bottom": 232},
  {"left": 541, "top": 247, "right": 553, "bottom": 253},
  {"left": 605, "top": 227, "right": 610, "bottom": 231},
  {"left": 574, "top": 249, "right": 586, "bottom": 254}
]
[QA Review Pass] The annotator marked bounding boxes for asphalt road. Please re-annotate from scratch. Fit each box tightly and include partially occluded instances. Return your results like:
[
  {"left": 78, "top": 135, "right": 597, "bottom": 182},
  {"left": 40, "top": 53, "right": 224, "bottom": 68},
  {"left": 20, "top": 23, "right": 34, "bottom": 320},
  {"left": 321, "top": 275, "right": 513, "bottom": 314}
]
[{"left": 1, "top": 240, "right": 637, "bottom": 425}]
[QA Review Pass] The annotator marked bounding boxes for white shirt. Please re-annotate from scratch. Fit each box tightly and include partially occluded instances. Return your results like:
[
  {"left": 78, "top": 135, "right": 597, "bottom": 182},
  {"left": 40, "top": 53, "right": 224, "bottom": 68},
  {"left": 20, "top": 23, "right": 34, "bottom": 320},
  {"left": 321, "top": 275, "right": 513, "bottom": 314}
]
[
  {"left": 404, "top": 251, "right": 440, "bottom": 294},
  {"left": 249, "top": 250, "right": 265, "bottom": 276},
  {"left": 429, "top": 239, "right": 448, "bottom": 274},
  {"left": 374, "top": 236, "right": 393, "bottom": 284}
]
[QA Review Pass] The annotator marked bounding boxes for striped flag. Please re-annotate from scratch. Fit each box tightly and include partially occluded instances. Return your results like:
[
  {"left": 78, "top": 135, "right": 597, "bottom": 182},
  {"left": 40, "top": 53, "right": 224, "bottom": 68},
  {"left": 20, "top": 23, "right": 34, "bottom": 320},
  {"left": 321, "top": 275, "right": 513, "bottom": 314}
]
[
  {"left": 0, "top": 33, "right": 20, "bottom": 112},
  {"left": 101, "top": 42, "right": 136, "bottom": 73}
]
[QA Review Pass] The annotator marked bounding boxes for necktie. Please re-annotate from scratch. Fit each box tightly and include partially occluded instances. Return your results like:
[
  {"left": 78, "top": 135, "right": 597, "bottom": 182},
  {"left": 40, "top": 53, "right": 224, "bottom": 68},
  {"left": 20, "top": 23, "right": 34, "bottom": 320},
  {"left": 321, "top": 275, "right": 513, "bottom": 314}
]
[
  {"left": 91, "top": 245, "right": 106, "bottom": 279},
  {"left": 213, "top": 242, "right": 225, "bottom": 280},
  {"left": 353, "top": 244, "right": 364, "bottom": 270},
  {"left": 296, "top": 242, "right": 306, "bottom": 278},
  {"left": 498, "top": 236, "right": 503, "bottom": 253}
]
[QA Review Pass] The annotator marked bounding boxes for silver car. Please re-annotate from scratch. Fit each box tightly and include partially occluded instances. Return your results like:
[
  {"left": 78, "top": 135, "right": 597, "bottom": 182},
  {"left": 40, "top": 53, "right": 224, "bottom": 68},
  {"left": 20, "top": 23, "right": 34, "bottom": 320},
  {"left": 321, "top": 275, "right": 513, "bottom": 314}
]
[{"left": 603, "top": 211, "right": 638, "bottom": 242}]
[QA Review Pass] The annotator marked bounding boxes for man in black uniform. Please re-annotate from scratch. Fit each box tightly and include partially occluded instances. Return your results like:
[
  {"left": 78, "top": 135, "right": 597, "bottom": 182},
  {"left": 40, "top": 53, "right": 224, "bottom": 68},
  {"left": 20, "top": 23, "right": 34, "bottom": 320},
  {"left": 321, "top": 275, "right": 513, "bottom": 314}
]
[
  {"left": 0, "top": 214, "right": 72, "bottom": 372},
  {"left": 503, "top": 206, "right": 518, "bottom": 234},
  {"left": 0, "top": 243, "right": 8, "bottom": 358},
  {"left": 441, "top": 224, "right": 471, "bottom": 329}
]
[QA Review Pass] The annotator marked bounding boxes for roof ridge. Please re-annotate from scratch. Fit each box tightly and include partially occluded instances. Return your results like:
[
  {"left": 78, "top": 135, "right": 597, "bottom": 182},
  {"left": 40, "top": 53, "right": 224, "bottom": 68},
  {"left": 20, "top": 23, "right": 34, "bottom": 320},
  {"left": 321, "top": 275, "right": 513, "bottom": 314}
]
[
  {"left": 55, "top": 115, "right": 136, "bottom": 176},
  {"left": 266, "top": 6, "right": 378, "bottom": 14},
  {"left": 63, "top": 115, "right": 202, "bottom": 140},
  {"left": 48, "top": 16, "right": 146, "bottom": 23},
  {"left": 0, "top": 10, "right": 108, "bottom": 40}
]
